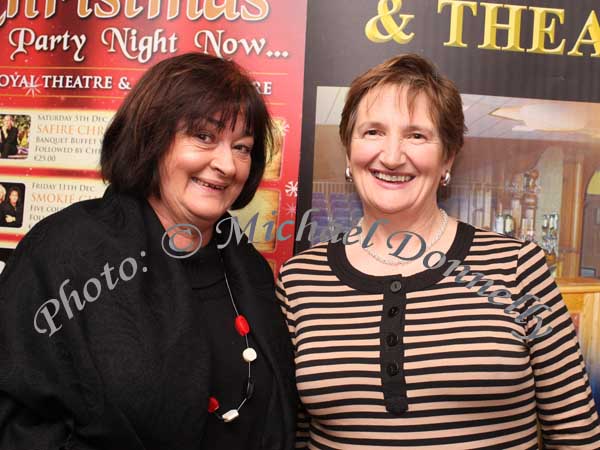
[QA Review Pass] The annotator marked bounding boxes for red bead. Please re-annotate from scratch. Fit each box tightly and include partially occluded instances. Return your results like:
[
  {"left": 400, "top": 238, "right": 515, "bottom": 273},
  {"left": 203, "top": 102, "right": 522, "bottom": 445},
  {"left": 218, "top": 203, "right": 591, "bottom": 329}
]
[
  {"left": 235, "top": 315, "right": 250, "bottom": 336},
  {"left": 208, "top": 396, "right": 219, "bottom": 413}
]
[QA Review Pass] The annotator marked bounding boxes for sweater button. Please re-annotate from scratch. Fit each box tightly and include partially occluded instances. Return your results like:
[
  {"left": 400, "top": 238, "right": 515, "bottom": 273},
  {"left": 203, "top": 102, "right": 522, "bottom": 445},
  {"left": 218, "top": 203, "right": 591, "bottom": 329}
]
[
  {"left": 388, "top": 306, "right": 399, "bottom": 317},
  {"left": 386, "top": 333, "right": 399, "bottom": 347},
  {"left": 390, "top": 280, "right": 402, "bottom": 293},
  {"left": 387, "top": 361, "right": 400, "bottom": 376}
]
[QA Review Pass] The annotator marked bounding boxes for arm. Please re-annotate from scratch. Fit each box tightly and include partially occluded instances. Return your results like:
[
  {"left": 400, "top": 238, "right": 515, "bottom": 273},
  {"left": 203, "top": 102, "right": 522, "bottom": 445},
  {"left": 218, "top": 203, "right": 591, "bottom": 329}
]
[
  {"left": 516, "top": 242, "right": 600, "bottom": 448},
  {"left": 276, "top": 270, "right": 310, "bottom": 449},
  {"left": 0, "top": 234, "right": 96, "bottom": 450}
]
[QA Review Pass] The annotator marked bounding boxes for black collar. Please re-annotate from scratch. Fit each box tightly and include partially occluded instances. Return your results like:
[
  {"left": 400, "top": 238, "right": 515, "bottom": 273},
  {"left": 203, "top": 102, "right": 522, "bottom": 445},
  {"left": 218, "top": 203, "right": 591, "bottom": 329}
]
[{"left": 328, "top": 221, "right": 475, "bottom": 293}]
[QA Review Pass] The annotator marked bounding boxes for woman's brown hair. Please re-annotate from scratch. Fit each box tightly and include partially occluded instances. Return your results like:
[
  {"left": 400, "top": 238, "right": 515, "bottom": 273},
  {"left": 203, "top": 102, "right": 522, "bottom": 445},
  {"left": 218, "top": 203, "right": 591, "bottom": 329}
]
[
  {"left": 339, "top": 54, "right": 465, "bottom": 161},
  {"left": 101, "top": 53, "right": 271, "bottom": 209}
]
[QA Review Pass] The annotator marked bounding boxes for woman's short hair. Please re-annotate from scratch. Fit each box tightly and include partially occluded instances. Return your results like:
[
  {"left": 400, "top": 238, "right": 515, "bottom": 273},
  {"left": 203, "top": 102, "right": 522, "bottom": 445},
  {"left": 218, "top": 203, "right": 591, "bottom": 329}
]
[
  {"left": 101, "top": 53, "right": 271, "bottom": 210},
  {"left": 339, "top": 54, "right": 465, "bottom": 162}
]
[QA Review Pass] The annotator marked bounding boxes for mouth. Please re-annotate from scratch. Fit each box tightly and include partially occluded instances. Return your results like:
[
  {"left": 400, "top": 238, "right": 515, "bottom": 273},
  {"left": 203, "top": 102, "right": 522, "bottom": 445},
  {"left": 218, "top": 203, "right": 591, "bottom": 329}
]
[
  {"left": 191, "top": 177, "right": 227, "bottom": 191},
  {"left": 370, "top": 170, "right": 415, "bottom": 184}
]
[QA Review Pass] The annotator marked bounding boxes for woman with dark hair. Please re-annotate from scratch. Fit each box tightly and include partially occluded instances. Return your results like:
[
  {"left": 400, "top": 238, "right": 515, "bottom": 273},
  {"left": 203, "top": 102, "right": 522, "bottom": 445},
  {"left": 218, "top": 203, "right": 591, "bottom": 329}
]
[
  {"left": 0, "top": 53, "right": 296, "bottom": 450},
  {"left": 277, "top": 54, "right": 600, "bottom": 448},
  {"left": 0, "top": 187, "right": 23, "bottom": 227}
]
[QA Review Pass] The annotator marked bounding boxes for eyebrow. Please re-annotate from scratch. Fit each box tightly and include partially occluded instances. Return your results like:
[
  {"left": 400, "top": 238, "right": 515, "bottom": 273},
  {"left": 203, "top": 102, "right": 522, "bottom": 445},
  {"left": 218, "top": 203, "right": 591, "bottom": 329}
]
[
  {"left": 356, "top": 121, "right": 436, "bottom": 134},
  {"left": 405, "top": 124, "right": 436, "bottom": 134}
]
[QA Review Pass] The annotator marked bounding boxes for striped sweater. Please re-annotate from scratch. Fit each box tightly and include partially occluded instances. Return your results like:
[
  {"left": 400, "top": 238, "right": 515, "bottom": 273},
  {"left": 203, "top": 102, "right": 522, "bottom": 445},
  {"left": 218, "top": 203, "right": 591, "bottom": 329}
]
[{"left": 276, "top": 222, "right": 600, "bottom": 449}]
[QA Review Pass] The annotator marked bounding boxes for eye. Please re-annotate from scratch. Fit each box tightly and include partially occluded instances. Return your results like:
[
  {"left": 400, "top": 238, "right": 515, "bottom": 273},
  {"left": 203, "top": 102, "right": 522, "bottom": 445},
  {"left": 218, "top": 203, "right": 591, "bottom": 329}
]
[
  {"left": 407, "top": 132, "right": 429, "bottom": 144},
  {"left": 363, "top": 128, "right": 383, "bottom": 139},
  {"left": 195, "top": 132, "right": 215, "bottom": 144},
  {"left": 234, "top": 144, "right": 253, "bottom": 155}
]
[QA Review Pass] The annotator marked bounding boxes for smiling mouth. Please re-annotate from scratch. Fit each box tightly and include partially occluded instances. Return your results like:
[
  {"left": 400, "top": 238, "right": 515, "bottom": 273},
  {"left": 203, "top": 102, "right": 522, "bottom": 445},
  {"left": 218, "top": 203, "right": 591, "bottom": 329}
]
[
  {"left": 191, "top": 177, "right": 226, "bottom": 191},
  {"left": 371, "top": 170, "right": 415, "bottom": 183}
]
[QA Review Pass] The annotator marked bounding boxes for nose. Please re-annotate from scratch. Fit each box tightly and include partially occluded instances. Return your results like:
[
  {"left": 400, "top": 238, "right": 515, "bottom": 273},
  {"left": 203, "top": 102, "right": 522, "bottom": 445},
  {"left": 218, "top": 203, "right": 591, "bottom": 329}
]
[
  {"left": 379, "top": 135, "right": 407, "bottom": 168},
  {"left": 210, "top": 142, "right": 237, "bottom": 177}
]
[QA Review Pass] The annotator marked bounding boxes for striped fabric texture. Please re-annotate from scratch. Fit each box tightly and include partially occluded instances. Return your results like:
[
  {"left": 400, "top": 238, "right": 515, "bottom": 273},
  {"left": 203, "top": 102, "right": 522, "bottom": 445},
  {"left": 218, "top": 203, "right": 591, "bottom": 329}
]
[{"left": 276, "top": 223, "right": 600, "bottom": 449}]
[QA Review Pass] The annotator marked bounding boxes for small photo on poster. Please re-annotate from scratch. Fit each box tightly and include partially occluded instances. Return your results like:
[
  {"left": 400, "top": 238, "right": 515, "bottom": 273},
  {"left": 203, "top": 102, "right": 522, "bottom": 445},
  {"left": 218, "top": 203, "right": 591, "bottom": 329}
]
[
  {"left": 0, "top": 113, "right": 30, "bottom": 160},
  {"left": 0, "top": 248, "right": 12, "bottom": 275},
  {"left": 0, "top": 182, "right": 25, "bottom": 228}
]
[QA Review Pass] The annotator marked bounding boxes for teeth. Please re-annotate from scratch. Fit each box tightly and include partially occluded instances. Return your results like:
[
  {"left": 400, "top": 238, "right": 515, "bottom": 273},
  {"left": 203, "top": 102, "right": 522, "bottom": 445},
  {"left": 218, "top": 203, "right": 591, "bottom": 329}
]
[
  {"left": 373, "top": 172, "right": 414, "bottom": 183},
  {"left": 192, "top": 177, "right": 225, "bottom": 190}
]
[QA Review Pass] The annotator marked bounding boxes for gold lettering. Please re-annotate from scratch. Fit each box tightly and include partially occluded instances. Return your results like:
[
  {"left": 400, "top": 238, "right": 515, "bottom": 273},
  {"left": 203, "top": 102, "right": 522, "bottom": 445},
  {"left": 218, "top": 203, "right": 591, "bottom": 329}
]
[
  {"left": 95, "top": 0, "right": 120, "bottom": 18},
  {"left": 438, "top": 0, "right": 478, "bottom": 48},
  {"left": 77, "top": 0, "right": 92, "bottom": 18},
  {"left": 167, "top": 0, "right": 179, "bottom": 19},
  {"left": 148, "top": 0, "right": 160, "bottom": 19},
  {"left": 204, "top": 0, "right": 240, "bottom": 21},
  {"left": 568, "top": 10, "right": 600, "bottom": 57},
  {"left": 124, "top": 0, "right": 143, "bottom": 18},
  {"left": 478, "top": 3, "right": 526, "bottom": 52},
  {"left": 25, "top": 0, "right": 39, "bottom": 19},
  {"left": 44, "top": 0, "right": 58, "bottom": 18},
  {"left": 7, "top": 0, "right": 18, "bottom": 17},
  {"left": 187, "top": 0, "right": 203, "bottom": 20},
  {"left": 0, "top": 0, "right": 19, "bottom": 26},
  {"left": 528, "top": 7, "right": 566, "bottom": 55},
  {"left": 365, "top": 0, "right": 415, "bottom": 45},
  {"left": 241, "top": 0, "right": 269, "bottom": 21}
]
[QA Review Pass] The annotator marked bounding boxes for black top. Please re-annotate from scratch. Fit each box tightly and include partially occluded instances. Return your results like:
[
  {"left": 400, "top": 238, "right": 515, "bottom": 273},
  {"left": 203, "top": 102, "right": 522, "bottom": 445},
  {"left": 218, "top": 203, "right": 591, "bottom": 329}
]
[
  {"left": 0, "top": 201, "right": 23, "bottom": 227},
  {"left": 0, "top": 187, "right": 297, "bottom": 450},
  {"left": 180, "top": 240, "right": 270, "bottom": 449}
]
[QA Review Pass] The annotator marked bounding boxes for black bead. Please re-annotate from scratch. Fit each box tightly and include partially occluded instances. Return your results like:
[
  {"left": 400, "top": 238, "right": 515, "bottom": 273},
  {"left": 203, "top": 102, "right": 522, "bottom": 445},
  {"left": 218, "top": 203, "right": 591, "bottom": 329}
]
[{"left": 245, "top": 377, "right": 255, "bottom": 399}]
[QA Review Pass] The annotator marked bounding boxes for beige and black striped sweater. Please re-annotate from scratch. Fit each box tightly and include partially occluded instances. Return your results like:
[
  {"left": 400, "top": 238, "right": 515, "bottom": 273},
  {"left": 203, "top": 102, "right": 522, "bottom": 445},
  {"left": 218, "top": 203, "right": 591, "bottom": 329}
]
[{"left": 277, "top": 222, "right": 600, "bottom": 449}]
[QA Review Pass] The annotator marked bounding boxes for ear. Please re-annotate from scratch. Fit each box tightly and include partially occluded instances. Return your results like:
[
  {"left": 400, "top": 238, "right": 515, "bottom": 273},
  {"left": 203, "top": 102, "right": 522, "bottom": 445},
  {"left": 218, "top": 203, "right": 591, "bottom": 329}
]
[{"left": 443, "top": 152, "right": 455, "bottom": 172}]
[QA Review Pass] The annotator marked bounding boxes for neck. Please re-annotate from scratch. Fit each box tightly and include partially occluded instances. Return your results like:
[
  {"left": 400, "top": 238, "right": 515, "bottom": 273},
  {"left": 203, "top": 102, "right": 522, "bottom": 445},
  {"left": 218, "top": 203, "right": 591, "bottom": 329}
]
[
  {"left": 147, "top": 196, "right": 214, "bottom": 250},
  {"left": 359, "top": 203, "right": 444, "bottom": 256}
]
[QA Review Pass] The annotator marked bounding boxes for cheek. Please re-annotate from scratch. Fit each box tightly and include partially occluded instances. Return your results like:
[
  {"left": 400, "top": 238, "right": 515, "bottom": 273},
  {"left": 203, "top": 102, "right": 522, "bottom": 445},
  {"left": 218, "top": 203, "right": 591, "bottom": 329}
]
[
  {"left": 235, "top": 159, "right": 252, "bottom": 183},
  {"left": 349, "top": 143, "right": 375, "bottom": 167}
]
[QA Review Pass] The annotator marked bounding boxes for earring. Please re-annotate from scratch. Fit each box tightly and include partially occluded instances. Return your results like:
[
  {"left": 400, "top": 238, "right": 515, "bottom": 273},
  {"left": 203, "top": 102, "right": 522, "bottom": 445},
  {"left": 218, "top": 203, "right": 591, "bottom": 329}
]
[
  {"left": 345, "top": 167, "right": 353, "bottom": 183},
  {"left": 441, "top": 170, "right": 451, "bottom": 187}
]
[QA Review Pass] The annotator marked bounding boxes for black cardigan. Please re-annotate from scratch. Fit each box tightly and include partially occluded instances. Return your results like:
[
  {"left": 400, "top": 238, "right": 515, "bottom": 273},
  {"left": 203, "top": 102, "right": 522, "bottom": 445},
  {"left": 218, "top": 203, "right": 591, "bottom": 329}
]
[{"left": 0, "top": 187, "right": 297, "bottom": 450}]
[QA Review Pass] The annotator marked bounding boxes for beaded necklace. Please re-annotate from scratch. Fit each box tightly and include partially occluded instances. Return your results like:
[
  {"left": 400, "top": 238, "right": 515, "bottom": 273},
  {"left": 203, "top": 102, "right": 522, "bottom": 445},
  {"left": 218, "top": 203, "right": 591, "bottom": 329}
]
[{"left": 206, "top": 262, "right": 257, "bottom": 423}]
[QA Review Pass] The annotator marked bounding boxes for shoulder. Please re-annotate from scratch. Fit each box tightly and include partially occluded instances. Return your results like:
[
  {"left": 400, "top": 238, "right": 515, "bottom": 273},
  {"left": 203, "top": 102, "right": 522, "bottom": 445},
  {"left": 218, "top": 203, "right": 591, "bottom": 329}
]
[
  {"left": 278, "top": 242, "right": 330, "bottom": 280},
  {"left": 13, "top": 190, "right": 141, "bottom": 260},
  {"left": 466, "top": 224, "right": 529, "bottom": 258}
]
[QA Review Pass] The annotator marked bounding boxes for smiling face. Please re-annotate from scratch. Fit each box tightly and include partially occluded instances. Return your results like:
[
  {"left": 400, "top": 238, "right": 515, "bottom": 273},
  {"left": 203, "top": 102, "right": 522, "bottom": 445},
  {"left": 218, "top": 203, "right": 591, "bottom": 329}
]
[
  {"left": 3, "top": 116, "right": 12, "bottom": 129},
  {"left": 152, "top": 116, "right": 254, "bottom": 229},
  {"left": 348, "top": 84, "right": 453, "bottom": 218}
]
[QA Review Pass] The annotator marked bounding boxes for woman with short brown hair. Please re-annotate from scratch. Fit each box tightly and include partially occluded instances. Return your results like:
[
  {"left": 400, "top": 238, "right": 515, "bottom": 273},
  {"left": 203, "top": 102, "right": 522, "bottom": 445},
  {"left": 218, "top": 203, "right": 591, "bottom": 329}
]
[{"left": 278, "top": 54, "right": 600, "bottom": 448}]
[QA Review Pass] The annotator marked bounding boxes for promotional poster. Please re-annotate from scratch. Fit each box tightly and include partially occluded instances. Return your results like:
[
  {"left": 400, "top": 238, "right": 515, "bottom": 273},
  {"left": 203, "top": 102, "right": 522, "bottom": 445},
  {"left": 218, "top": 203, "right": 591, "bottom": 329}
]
[{"left": 0, "top": 0, "right": 308, "bottom": 272}]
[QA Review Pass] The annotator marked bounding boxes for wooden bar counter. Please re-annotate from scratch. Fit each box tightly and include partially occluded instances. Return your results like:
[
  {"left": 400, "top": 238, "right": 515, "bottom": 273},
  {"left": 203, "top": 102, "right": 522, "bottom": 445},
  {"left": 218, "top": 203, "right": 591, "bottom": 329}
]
[{"left": 557, "top": 277, "right": 600, "bottom": 410}]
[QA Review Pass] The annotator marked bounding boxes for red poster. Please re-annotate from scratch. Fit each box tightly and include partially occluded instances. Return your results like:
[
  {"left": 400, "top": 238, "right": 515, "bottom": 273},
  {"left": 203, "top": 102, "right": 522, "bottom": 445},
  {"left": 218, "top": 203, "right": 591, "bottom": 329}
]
[{"left": 0, "top": 0, "right": 307, "bottom": 273}]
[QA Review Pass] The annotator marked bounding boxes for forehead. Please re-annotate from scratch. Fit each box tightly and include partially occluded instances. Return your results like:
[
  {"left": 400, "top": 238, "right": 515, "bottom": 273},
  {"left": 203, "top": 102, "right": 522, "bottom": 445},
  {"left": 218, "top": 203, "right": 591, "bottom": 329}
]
[
  {"left": 355, "top": 84, "right": 434, "bottom": 125},
  {"left": 194, "top": 113, "right": 253, "bottom": 136}
]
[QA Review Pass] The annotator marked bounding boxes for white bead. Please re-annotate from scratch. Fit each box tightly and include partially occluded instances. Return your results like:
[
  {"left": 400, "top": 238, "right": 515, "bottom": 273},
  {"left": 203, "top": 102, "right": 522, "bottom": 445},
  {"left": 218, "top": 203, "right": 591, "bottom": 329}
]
[
  {"left": 222, "top": 409, "right": 239, "bottom": 423},
  {"left": 242, "top": 347, "right": 257, "bottom": 362}
]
